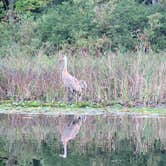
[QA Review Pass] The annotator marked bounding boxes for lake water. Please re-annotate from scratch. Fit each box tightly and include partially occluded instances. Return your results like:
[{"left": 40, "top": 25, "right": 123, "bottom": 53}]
[{"left": 0, "top": 113, "right": 166, "bottom": 166}]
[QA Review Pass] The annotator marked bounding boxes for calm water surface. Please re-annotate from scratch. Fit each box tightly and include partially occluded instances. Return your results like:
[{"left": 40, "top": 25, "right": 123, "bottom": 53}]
[{"left": 0, "top": 112, "right": 166, "bottom": 166}]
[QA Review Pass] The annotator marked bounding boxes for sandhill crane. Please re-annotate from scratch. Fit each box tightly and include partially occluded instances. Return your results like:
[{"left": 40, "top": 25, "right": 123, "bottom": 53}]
[
  {"left": 61, "top": 56, "right": 87, "bottom": 102},
  {"left": 59, "top": 116, "right": 86, "bottom": 158}
]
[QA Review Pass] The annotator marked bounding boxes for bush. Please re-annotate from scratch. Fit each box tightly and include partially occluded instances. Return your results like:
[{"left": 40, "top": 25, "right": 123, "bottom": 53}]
[
  {"left": 106, "top": 0, "right": 166, "bottom": 51},
  {"left": 0, "top": 0, "right": 165, "bottom": 55},
  {"left": 38, "top": 1, "right": 97, "bottom": 47},
  {"left": 37, "top": 0, "right": 166, "bottom": 52},
  {"left": 0, "top": 15, "right": 40, "bottom": 57}
]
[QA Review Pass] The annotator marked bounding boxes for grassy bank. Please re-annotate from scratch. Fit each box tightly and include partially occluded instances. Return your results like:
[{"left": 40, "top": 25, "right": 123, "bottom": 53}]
[
  {"left": 0, "top": 51, "right": 165, "bottom": 106},
  {"left": 0, "top": 100, "right": 166, "bottom": 115}
]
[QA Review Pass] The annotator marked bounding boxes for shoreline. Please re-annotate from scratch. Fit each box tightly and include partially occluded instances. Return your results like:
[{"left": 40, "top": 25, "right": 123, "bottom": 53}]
[{"left": 0, "top": 104, "right": 165, "bottom": 116}]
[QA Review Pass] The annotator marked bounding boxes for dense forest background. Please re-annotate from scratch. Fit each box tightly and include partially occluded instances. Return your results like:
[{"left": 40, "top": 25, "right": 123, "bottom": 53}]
[
  {"left": 0, "top": 0, "right": 165, "bottom": 105},
  {"left": 0, "top": 0, "right": 165, "bottom": 56}
]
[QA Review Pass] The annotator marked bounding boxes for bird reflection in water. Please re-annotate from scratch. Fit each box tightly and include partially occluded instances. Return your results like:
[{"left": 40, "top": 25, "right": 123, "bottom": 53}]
[{"left": 59, "top": 115, "right": 86, "bottom": 158}]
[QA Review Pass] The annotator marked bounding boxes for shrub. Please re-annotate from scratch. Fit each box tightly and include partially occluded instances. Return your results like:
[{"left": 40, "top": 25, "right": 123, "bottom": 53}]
[
  {"left": 0, "top": 0, "right": 165, "bottom": 56},
  {"left": 106, "top": 0, "right": 166, "bottom": 51},
  {"left": 38, "top": 1, "right": 97, "bottom": 47}
]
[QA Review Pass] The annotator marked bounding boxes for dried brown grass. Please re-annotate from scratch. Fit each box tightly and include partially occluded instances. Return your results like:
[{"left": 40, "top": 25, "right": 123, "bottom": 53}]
[{"left": 0, "top": 51, "right": 165, "bottom": 105}]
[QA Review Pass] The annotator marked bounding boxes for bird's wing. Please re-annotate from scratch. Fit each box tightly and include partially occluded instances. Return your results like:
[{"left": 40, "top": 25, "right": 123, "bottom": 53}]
[{"left": 64, "top": 73, "right": 82, "bottom": 92}]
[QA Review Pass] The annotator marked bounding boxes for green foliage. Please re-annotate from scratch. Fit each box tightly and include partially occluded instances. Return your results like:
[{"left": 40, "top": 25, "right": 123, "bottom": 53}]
[
  {"left": 0, "top": 100, "right": 103, "bottom": 109},
  {"left": 0, "top": 1, "right": 6, "bottom": 20},
  {"left": 36, "top": 0, "right": 166, "bottom": 51},
  {"left": 0, "top": 23, "right": 14, "bottom": 56},
  {"left": 16, "top": 0, "right": 45, "bottom": 11},
  {"left": 147, "top": 10, "right": 166, "bottom": 51},
  {"left": 108, "top": 0, "right": 149, "bottom": 50},
  {"left": 0, "top": 16, "right": 39, "bottom": 57},
  {"left": 15, "top": 0, "right": 51, "bottom": 12},
  {"left": 39, "top": 1, "right": 97, "bottom": 47},
  {"left": 106, "top": 0, "right": 166, "bottom": 51},
  {"left": 0, "top": 0, "right": 165, "bottom": 52}
]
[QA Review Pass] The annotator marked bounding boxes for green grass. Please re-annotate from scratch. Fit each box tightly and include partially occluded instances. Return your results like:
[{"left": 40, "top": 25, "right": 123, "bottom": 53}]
[
  {"left": 0, "top": 100, "right": 165, "bottom": 115},
  {"left": 0, "top": 100, "right": 103, "bottom": 109}
]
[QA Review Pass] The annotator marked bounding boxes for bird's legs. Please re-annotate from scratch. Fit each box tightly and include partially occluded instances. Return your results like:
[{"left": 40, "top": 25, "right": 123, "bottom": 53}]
[
  {"left": 66, "top": 87, "right": 74, "bottom": 103},
  {"left": 77, "top": 92, "right": 82, "bottom": 102},
  {"left": 72, "top": 90, "right": 82, "bottom": 103},
  {"left": 66, "top": 87, "right": 85, "bottom": 103}
]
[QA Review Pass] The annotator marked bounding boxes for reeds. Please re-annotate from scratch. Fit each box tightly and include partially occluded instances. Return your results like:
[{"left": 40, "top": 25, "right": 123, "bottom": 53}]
[{"left": 0, "top": 51, "right": 165, "bottom": 105}]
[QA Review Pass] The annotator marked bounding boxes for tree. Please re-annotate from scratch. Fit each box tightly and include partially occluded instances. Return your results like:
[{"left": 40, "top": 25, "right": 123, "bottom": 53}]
[{"left": 1, "top": 0, "right": 9, "bottom": 10}]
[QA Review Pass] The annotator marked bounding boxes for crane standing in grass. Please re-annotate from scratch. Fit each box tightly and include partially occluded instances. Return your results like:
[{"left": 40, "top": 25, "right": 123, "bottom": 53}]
[{"left": 61, "top": 55, "right": 87, "bottom": 102}]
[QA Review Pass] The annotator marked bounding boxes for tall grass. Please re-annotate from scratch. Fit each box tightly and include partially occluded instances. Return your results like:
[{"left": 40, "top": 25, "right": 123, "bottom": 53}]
[{"left": 0, "top": 51, "right": 165, "bottom": 105}]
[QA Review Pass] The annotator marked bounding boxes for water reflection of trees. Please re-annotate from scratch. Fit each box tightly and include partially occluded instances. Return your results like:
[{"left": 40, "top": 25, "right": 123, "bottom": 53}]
[{"left": 0, "top": 114, "right": 166, "bottom": 165}]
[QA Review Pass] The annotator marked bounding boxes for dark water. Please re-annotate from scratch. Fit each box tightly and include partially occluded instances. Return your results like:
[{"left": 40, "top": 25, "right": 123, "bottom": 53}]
[{"left": 0, "top": 113, "right": 166, "bottom": 166}]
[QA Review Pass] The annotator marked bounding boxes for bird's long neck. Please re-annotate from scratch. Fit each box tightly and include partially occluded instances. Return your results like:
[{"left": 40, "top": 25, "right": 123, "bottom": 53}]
[{"left": 63, "top": 57, "right": 67, "bottom": 73}]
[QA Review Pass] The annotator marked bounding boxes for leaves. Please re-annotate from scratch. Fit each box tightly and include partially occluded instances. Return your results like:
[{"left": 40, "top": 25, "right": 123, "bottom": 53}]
[{"left": 15, "top": 0, "right": 51, "bottom": 12}]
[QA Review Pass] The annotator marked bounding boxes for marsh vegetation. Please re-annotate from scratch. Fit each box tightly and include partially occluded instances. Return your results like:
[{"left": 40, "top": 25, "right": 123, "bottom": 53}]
[{"left": 0, "top": 0, "right": 165, "bottom": 108}]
